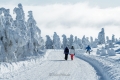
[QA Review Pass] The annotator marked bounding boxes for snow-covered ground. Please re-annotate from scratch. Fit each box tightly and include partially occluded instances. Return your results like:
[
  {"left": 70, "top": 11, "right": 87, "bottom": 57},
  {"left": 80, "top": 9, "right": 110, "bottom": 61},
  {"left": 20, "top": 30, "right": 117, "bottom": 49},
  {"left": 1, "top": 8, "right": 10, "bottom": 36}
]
[
  {"left": 1, "top": 44, "right": 120, "bottom": 80},
  {"left": 76, "top": 44, "right": 120, "bottom": 80},
  {"left": 1, "top": 49, "right": 99, "bottom": 80}
]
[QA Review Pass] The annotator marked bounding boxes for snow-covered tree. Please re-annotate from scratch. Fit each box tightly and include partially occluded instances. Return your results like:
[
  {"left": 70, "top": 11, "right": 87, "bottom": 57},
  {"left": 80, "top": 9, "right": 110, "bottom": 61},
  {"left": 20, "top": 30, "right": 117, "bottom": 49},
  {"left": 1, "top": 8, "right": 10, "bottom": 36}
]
[
  {"left": 112, "top": 34, "right": 115, "bottom": 43},
  {"left": 27, "top": 10, "right": 44, "bottom": 52},
  {"left": 108, "top": 40, "right": 114, "bottom": 48},
  {"left": 90, "top": 36, "right": 93, "bottom": 43},
  {"left": 53, "top": 32, "right": 61, "bottom": 49},
  {"left": 0, "top": 3, "right": 44, "bottom": 62},
  {"left": 62, "top": 34, "right": 67, "bottom": 49},
  {"left": 86, "top": 37, "right": 90, "bottom": 45},
  {"left": 82, "top": 35, "right": 90, "bottom": 49},
  {"left": 98, "top": 28, "right": 105, "bottom": 44},
  {"left": 0, "top": 8, "right": 6, "bottom": 62},
  {"left": 13, "top": 3, "right": 25, "bottom": 21},
  {"left": 106, "top": 36, "right": 109, "bottom": 43},
  {"left": 73, "top": 36, "right": 80, "bottom": 49},
  {"left": 77, "top": 38, "right": 83, "bottom": 49},
  {"left": 82, "top": 35, "right": 86, "bottom": 49},
  {"left": 68, "top": 35, "right": 73, "bottom": 48},
  {"left": 90, "top": 38, "right": 98, "bottom": 48},
  {"left": 116, "top": 38, "right": 118, "bottom": 42},
  {"left": 45, "top": 35, "right": 53, "bottom": 49}
]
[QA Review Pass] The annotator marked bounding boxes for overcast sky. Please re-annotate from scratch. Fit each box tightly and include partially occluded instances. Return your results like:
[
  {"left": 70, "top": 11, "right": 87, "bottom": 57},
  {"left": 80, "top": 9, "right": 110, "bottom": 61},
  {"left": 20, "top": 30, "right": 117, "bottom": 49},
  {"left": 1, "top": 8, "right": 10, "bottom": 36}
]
[
  {"left": 1, "top": 0, "right": 120, "bottom": 8},
  {"left": 0, "top": 0, "right": 120, "bottom": 40}
]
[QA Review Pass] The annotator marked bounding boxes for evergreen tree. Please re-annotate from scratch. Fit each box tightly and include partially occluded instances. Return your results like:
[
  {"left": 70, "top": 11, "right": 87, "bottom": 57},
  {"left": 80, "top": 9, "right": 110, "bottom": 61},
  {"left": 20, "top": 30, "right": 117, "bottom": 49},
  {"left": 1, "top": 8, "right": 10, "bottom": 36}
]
[
  {"left": 68, "top": 35, "right": 73, "bottom": 48},
  {"left": 45, "top": 35, "right": 53, "bottom": 49},
  {"left": 98, "top": 28, "right": 105, "bottom": 44},
  {"left": 53, "top": 32, "right": 61, "bottom": 49},
  {"left": 62, "top": 34, "right": 67, "bottom": 49},
  {"left": 112, "top": 34, "right": 115, "bottom": 43},
  {"left": 0, "top": 3, "right": 44, "bottom": 62}
]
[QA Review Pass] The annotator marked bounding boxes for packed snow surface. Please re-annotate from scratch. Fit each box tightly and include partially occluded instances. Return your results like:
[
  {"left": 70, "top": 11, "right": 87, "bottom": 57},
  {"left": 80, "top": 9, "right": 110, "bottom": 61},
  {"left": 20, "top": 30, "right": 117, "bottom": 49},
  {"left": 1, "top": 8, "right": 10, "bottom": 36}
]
[
  {"left": 1, "top": 47, "right": 120, "bottom": 80},
  {"left": 1, "top": 50, "right": 99, "bottom": 80}
]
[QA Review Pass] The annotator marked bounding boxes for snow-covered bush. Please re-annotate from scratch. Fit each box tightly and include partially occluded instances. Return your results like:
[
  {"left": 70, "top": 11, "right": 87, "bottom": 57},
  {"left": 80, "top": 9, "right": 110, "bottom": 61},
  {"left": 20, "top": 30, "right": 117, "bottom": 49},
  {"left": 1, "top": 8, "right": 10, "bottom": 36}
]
[
  {"left": 107, "top": 48, "right": 116, "bottom": 56},
  {"left": 105, "top": 44, "right": 109, "bottom": 49},
  {"left": 100, "top": 47, "right": 107, "bottom": 56},
  {"left": 96, "top": 49, "right": 101, "bottom": 55}
]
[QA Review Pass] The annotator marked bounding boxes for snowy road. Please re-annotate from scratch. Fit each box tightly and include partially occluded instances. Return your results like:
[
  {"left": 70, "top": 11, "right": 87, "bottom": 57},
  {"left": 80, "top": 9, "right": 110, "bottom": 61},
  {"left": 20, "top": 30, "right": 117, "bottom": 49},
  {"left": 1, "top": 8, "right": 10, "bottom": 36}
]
[{"left": 2, "top": 50, "right": 100, "bottom": 80}]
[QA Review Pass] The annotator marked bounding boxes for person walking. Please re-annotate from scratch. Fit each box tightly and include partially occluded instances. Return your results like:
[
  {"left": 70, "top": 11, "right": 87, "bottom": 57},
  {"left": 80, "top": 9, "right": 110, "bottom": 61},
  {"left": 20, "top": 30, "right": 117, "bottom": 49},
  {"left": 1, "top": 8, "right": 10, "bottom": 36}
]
[
  {"left": 86, "top": 45, "right": 91, "bottom": 54},
  {"left": 64, "top": 47, "right": 69, "bottom": 60},
  {"left": 69, "top": 46, "right": 75, "bottom": 60}
]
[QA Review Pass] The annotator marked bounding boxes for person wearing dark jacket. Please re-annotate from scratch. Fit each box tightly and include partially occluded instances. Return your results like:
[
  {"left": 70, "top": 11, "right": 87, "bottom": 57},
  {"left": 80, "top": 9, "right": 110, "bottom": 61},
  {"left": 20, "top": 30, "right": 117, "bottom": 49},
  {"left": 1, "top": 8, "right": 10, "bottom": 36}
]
[
  {"left": 86, "top": 45, "right": 91, "bottom": 54},
  {"left": 64, "top": 47, "right": 69, "bottom": 60}
]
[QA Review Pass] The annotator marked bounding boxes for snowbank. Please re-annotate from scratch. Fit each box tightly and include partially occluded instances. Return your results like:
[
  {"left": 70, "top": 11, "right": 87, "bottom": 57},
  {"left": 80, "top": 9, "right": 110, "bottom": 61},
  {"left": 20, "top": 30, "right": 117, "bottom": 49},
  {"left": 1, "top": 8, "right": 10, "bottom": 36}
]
[
  {"left": 0, "top": 49, "right": 51, "bottom": 77},
  {"left": 76, "top": 49, "right": 120, "bottom": 80}
]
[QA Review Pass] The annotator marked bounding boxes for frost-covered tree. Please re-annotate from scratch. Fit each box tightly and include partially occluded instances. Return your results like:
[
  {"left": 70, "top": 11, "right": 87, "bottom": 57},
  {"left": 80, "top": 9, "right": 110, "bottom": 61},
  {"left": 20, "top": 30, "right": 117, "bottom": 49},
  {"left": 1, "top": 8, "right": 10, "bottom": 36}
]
[
  {"left": 90, "top": 37, "right": 93, "bottom": 43},
  {"left": 2, "top": 8, "right": 18, "bottom": 62},
  {"left": 13, "top": 3, "right": 25, "bottom": 21},
  {"left": 53, "top": 32, "right": 61, "bottom": 49},
  {"left": 73, "top": 36, "right": 80, "bottom": 49},
  {"left": 90, "top": 38, "right": 98, "bottom": 48},
  {"left": 116, "top": 38, "right": 119, "bottom": 43},
  {"left": 82, "top": 35, "right": 86, "bottom": 49},
  {"left": 27, "top": 10, "right": 44, "bottom": 55},
  {"left": 98, "top": 28, "right": 105, "bottom": 44},
  {"left": 112, "top": 34, "right": 115, "bottom": 43},
  {"left": 62, "top": 34, "right": 67, "bottom": 49},
  {"left": 90, "top": 37, "right": 97, "bottom": 48},
  {"left": 108, "top": 40, "right": 114, "bottom": 48},
  {"left": 45, "top": 35, "right": 53, "bottom": 49},
  {"left": 0, "top": 8, "right": 6, "bottom": 62},
  {"left": 106, "top": 36, "right": 109, "bottom": 43},
  {"left": 77, "top": 38, "right": 83, "bottom": 49},
  {"left": 0, "top": 3, "right": 44, "bottom": 62},
  {"left": 68, "top": 35, "right": 73, "bottom": 48},
  {"left": 82, "top": 35, "right": 90, "bottom": 49},
  {"left": 86, "top": 37, "right": 90, "bottom": 45}
]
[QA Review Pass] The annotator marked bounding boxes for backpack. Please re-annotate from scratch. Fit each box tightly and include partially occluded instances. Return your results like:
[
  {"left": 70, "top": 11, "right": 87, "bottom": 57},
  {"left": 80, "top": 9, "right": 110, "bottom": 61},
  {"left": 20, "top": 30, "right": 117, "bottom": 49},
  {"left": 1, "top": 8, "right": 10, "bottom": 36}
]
[
  {"left": 66, "top": 48, "right": 69, "bottom": 52},
  {"left": 64, "top": 48, "right": 69, "bottom": 54}
]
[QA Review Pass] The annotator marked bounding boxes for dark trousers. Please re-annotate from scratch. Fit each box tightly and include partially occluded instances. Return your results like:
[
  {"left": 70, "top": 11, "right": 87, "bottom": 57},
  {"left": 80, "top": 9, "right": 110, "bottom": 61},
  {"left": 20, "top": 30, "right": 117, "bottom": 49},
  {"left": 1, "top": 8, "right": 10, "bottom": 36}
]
[
  {"left": 86, "top": 50, "right": 90, "bottom": 54},
  {"left": 65, "top": 54, "right": 68, "bottom": 60}
]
